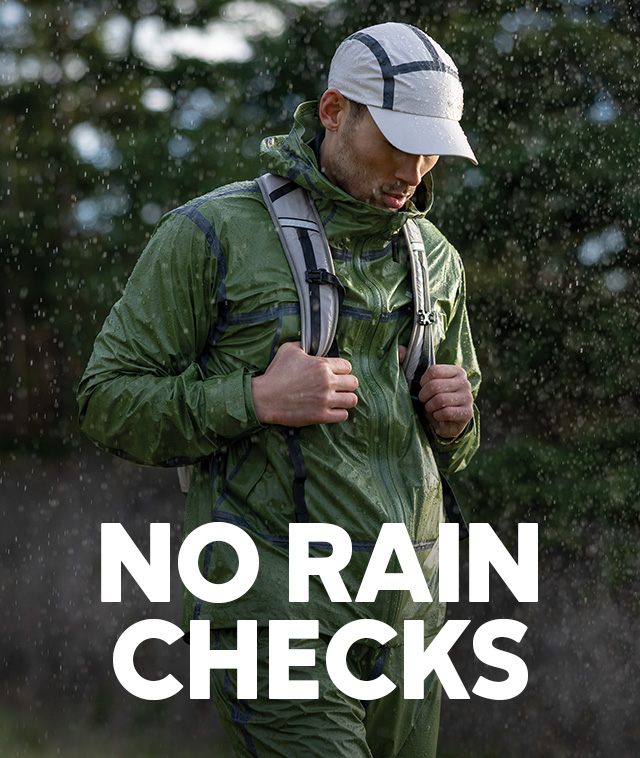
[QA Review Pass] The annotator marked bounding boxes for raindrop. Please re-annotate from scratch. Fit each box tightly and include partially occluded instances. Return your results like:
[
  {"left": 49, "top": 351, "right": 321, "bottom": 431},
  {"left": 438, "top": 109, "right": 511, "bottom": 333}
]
[
  {"left": 62, "top": 54, "right": 89, "bottom": 82},
  {"left": 173, "top": 107, "right": 204, "bottom": 130},
  {"left": 515, "top": 7, "right": 536, "bottom": 27},
  {"left": 72, "top": 199, "right": 100, "bottom": 229},
  {"left": 577, "top": 225, "right": 625, "bottom": 266},
  {"left": 604, "top": 270, "right": 627, "bottom": 294},
  {"left": 283, "top": 93, "right": 303, "bottom": 114},
  {"left": 69, "top": 7, "right": 97, "bottom": 39},
  {"left": 494, "top": 32, "right": 514, "bottom": 55},
  {"left": 140, "top": 203, "right": 163, "bottom": 225},
  {"left": 0, "top": 0, "right": 31, "bottom": 47},
  {"left": 577, "top": 236, "right": 603, "bottom": 266},
  {"left": 99, "top": 14, "right": 132, "bottom": 59},
  {"left": 523, "top": 135, "right": 547, "bottom": 158},
  {"left": 0, "top": 52, "right": 19, "bottom": 85},
  {"left": 587, "top": 92, "right": 619, "bottom": 125},
  {"left": 138, "top": 0, "right": 157, "bottom": 14},
  {"left": 141, "top": 87, "right": 174, "bottom": 113},
  {"left": 463, "top": 168, "right": 484, "bottom": 189},
  {"left": 0, "top": 0, "right": 27, "bottom": 27},
  {"left": 132, "top": 16, "right": 176, "bottom": 71},
  {"left": 168, "top": 134, "right": 192, "bottom": 159},
  {"left": 287, "top": 0, "right": 334, "bottom": 6},
  {"left": 600, "top": 226, "right": 625, "bottom": 256},
  {"left": 500, "top": 13, "right": 520, "bottom": 34},
  {"left": 189, "top": 87, "right": 226, "bottom": 118},
  {"left": 69, "top": 122, "right": 122, "bottom": 170},
  {"left": 42, "top": 62, "right": 63, "bottom": 85},
  {"left": 20, "top": 55, "right": 42, "bottom": 81},
  {"left": 175, "top": 0, "right": 197, "bottom": 13},
  {"left": 247, "top": 73, "right": 276, "bottom": 97},
  {"left": 240, "top": 136, "right": 260, "bottom": 159},
  {"left": 533, "top": 11, "right": 553, "bottom": 31},
  {"left": 221, "top": 1, "right": 287, "bottom": 38}
]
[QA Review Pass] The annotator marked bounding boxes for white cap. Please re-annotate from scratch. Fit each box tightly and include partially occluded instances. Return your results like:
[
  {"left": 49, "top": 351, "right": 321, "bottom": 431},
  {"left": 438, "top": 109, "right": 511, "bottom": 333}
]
[{"left": 328, "top": 22, "right": 477, "bottom": 164}]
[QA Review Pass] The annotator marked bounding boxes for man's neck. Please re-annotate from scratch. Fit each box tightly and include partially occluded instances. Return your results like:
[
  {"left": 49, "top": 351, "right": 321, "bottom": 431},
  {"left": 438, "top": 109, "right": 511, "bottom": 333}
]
[{"left": 312, "top": 131, "right": 326, "bottom": 173}]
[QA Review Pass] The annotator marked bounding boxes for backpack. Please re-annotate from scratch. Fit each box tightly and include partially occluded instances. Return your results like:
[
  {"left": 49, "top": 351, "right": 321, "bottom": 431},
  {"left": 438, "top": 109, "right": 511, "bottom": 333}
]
[
  {"left": 178, "top": 173, "right": 467, "bottom": 538},
  {"left": 256, "top": 173, "right": 436, "bottom": 395}
]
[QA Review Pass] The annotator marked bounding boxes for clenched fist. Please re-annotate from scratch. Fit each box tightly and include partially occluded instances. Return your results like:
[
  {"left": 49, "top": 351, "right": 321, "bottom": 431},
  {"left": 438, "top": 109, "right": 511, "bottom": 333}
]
[
  {"left": 251, "top": 342, "right": 359, "bottom": 427},
  {"left": 418, "top": 363, "right": 473, "bottom": 440}
]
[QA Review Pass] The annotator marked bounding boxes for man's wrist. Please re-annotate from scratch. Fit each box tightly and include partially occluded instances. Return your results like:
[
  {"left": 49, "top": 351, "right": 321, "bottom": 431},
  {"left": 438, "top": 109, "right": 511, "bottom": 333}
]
[
  {"left": 251, "top": 374, "right": 270, "bottom": 425},
  {"left": 431, "top": 422, "right": 469, "bottom": 445}
]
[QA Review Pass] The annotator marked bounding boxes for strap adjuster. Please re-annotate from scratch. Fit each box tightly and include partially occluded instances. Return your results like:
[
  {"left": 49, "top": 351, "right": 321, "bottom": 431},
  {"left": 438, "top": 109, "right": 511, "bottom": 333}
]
[
  {"left": 417, "top": 310, "right": 437, "bottom": 326},
  {"left": 306, "top": 268, "right": 340, "bottom": 286}
]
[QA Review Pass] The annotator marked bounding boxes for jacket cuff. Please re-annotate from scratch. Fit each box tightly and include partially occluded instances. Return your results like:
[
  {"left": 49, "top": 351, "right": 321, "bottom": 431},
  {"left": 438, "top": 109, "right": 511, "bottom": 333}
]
[
  {"left": 426, "top": 416, "right": 475, "bottom": 453},
  {"left": 206, "top": 367, "right": 264, "bottom": 439}
]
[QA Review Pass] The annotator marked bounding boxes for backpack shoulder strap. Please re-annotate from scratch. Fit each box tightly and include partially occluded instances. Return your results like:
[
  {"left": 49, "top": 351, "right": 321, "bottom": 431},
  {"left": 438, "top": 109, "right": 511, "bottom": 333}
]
[
  {"left": 178, "top": 173, "right": 344, "bottom": 496},
  {"left": 402, "top": 217, "right": 437, "bottom": 400},
  {"left": 256, "top": 173, "right": 344, "bottom": 357},
  {"left": 402, "top": 218, "right": 469, "bottom": 540}
]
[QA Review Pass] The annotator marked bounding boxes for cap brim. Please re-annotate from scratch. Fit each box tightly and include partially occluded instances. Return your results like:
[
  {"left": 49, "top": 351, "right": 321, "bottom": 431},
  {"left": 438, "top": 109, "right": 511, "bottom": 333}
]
[{"left": 368, "top": 105, "right": 478, "bottom": 164}]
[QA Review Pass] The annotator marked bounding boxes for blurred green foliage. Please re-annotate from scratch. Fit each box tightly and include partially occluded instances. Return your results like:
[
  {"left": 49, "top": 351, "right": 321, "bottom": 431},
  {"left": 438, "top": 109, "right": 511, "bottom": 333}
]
[
  {"left": 1, "top": 3, "right": 639, "bottom": 753},
  {"left": 1, "top": 0, "right": 638, "bottom": 556}
]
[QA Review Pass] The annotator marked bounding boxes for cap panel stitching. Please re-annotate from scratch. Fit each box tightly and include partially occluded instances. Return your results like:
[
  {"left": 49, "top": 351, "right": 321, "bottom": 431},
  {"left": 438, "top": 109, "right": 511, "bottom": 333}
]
[
  {"left": 348, "top": 28, "right": 460, "bottom": 112},
  {"left": 350, "top": 31, "right": 395, "bottom": 109},
  {"left": 394, "top": 61, "right": 460, "bottom": 79},
  {"left": 404, "top": 24, "right": 455, "bottom": 72}
]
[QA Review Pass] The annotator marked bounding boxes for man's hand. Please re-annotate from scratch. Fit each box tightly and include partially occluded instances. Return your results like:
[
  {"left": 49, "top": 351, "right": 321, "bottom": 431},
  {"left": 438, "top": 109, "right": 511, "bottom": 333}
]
[
  {"left": 418, "top": 363, "right": 473, "bottom": 440},
  {"left": 251, "top": 342, "right": 359, "bottom": 427}
]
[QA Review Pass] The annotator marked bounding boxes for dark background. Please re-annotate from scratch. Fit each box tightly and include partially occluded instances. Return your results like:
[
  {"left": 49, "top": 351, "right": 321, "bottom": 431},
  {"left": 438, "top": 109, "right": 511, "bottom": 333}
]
[{"left": 2, "top": 0, "right": 639, "bottom": 755}]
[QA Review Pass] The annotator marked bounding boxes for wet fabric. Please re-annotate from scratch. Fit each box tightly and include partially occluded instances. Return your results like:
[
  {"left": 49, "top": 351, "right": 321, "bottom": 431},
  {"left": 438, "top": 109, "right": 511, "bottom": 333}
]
[
  {"left": 209, "top": 627, "right": 442, "bottom": 758},
  {"left": 77, "top": 100, "right": 481, "bottom": 644}
]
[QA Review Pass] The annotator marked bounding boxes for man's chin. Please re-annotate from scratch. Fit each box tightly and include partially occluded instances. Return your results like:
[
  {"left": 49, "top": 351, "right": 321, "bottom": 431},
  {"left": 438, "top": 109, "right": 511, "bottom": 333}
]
[
  {"left": 367, "top": 202, "right": 397, "bottom": 212},
  {"left": 367, "top": 194, "right": 402, "bottom": 212}
]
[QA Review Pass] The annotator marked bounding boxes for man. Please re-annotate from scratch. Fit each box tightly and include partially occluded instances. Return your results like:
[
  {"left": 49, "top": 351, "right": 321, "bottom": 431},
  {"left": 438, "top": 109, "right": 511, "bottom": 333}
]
[{"left": 78, "top": 22, "right": 481, "bottom": 758}]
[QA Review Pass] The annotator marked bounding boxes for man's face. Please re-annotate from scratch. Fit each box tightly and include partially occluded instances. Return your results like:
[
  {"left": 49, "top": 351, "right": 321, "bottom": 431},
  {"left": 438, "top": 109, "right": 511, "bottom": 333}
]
[{"left": 321, "top": 104, "right": 439, "bottom": 211}]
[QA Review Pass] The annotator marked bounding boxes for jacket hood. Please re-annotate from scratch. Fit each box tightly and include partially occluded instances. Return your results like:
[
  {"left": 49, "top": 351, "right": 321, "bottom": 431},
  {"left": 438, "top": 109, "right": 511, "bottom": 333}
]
[{"left": 260, "top": 101, "right": 434, "bottom": 247}]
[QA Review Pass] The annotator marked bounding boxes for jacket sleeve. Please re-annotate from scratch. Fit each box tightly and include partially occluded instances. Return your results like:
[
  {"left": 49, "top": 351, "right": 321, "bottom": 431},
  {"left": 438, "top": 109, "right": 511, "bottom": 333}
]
[
  {"left": 76, "top": 210, "right": 262, "bottom": 467},
  {"left": 426, "top": 255, "right": 481, "bottom": 476}
]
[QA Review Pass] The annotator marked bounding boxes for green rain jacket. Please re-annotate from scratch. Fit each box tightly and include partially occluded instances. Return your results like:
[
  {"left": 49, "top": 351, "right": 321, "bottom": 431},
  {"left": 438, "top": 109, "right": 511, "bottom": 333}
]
[{"left": 78, "top": 102, "right": 481, "bottom": 645}]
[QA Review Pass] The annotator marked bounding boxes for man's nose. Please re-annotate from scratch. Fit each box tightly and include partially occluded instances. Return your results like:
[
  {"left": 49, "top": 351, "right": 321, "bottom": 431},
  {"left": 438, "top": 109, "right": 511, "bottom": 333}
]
[{"left": 395, "top": 155, "right": 427, "bottom": 187}]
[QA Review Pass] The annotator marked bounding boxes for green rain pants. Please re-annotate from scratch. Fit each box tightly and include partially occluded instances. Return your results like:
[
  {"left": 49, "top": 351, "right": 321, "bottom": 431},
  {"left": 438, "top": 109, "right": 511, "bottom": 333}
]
[{"left": 209, "top": 627, "right": 441, "bottom": 758}]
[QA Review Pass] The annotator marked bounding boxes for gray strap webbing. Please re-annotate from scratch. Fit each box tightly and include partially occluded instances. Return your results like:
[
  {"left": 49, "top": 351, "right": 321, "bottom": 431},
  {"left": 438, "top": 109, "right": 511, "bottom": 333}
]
[
  {"left": 402, "top": 219, "right": 436, "bottom": 395},
  {"left": 401, "top": 220, "right": 467, "bottom": 539},
  {"left": 402, "top": 218, "right": 436, "bottom": 389},
  {"left": 256, "top": 173, "right": 343, "bottom": 357},
  {"left": 177, "top": 465, "right": 192, "bottom": 494}
]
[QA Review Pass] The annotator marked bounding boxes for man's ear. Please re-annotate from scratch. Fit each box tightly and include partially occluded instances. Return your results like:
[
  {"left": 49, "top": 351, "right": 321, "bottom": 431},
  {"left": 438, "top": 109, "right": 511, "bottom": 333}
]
[{"left": 318, "top": 89, "right": 348, "bottom": 132}]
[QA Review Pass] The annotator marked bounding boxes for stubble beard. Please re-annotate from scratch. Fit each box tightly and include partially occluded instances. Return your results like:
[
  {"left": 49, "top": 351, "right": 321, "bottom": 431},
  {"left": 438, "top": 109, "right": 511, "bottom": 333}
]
[{"left": 322, "top": 130, "right": 415, "bottom": 211}]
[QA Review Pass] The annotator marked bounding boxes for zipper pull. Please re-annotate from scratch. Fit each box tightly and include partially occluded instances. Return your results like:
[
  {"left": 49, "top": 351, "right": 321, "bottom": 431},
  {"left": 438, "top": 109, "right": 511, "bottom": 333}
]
[{"left": 392, "top": 233, "right": 400, "bottom": 263}]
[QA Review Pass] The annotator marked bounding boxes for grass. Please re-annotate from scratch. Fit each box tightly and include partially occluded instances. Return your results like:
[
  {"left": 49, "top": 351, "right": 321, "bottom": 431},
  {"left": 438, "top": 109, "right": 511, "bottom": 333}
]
[{"left": 0, "top": 706, "right": 235, "bottom": 758}]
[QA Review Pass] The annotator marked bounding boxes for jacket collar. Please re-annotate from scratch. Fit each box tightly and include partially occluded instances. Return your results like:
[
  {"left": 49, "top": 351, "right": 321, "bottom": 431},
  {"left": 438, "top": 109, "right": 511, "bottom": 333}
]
[{"left": 260, "top": 101, "right": 434, "bottom": 247}]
